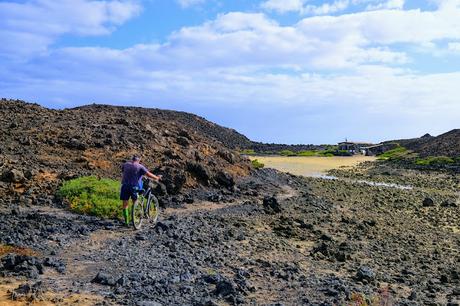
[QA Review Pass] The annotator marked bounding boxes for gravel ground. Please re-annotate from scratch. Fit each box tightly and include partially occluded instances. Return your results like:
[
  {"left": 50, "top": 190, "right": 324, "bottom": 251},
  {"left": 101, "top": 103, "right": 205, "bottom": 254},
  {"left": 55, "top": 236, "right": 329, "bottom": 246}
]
[{"left": 1, "top": 165, "right": 459, "bottom": 305}]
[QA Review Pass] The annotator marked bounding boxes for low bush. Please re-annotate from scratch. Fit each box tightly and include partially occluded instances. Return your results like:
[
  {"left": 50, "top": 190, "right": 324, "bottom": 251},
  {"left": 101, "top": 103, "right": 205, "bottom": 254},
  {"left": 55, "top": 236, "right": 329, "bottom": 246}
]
[
  {"left": 377, "top": 146, "right": 409, "bottom": 160},
  {"left": 297, "top": 150, "right": 318, "bottom": 157},
  {"left": 58, "top": 176, "right": 121, "bottom": 219},
  {"left": 251, "top": 159, "right": 265, "bottom": 169},
  {"left": 415, "top": 156, "right": 455, "bottom": 166},
  {"left": 240, "top": 149, "right": 256, "bottom": 155},
  {"left": 279, "top": 150, "right": 296, "bottom": 156},
  {"left": 318, "top": 151, "right": 336, "bottom": 157},
  {"left": 314, "top": 149, "right": 349, "bottom": 157}
]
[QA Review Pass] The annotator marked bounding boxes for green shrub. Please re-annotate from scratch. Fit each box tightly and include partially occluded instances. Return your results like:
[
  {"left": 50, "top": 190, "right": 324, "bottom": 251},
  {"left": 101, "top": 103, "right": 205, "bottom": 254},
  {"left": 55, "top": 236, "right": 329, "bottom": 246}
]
[
  {"left": 251, "top": 159, "right": 264, "bottom": 169},
  {"left": 315, "top": 149, "right": 349, "bottom": 157},
  {"left": 377, "top": 146, "right": 409, "bottom": 160},
  {"left": 58, "top": 176, "right": 122, "bottom": 219},
  {"left": 240, "top": 149, "right": 256, "bottom": 155},
  {"left": 297, "top": 150, "right": 318, "bottom": 157},
  {"left": 415, "top": 156, "right": 455, "bottom": 166},
  {"left": 279, "top": 150, "right": 296, "bottom": 156},
  {"left": 317, "top": 150, "right": 334, "bottom": 157}
]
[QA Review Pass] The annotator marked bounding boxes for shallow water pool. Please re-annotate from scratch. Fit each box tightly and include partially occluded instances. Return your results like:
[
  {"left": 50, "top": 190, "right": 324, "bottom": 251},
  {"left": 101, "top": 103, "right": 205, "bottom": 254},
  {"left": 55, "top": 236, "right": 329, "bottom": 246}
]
[{"left": 250, "top": 155, "right": 413, "bottom": 190}]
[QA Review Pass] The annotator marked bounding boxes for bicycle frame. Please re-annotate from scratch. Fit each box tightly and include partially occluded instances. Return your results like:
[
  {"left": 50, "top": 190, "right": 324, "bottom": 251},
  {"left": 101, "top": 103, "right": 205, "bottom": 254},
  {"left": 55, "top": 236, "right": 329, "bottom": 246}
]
[{"left": 131, "top": 178, "right": 159, "bottom": 229}]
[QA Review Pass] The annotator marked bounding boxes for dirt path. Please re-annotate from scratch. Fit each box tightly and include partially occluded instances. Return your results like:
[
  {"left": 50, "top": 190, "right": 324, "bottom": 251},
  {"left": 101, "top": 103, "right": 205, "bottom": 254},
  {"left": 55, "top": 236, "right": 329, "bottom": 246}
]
[
  {"left": 42, "top": 229, "right": 127, "bottom": 290},
  {"left": 13, "top": 184, "right": 298, "bottom": 305}
]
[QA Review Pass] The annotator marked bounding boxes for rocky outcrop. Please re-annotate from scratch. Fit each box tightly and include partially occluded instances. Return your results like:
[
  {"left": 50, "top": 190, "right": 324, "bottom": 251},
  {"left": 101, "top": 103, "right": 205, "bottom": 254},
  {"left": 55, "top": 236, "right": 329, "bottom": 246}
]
[
  {"left": 0, "top": 99, "right": 252, "bottom": 204},
  {"left": 387, "top": 129, "right": 460, "bottom": 158}
]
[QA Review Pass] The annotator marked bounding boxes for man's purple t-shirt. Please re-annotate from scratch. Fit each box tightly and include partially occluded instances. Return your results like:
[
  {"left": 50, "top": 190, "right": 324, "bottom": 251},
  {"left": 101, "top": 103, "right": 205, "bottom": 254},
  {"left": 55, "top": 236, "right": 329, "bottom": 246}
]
[{"left": 121, "top": 161, "right": 148, "bottom": 186}]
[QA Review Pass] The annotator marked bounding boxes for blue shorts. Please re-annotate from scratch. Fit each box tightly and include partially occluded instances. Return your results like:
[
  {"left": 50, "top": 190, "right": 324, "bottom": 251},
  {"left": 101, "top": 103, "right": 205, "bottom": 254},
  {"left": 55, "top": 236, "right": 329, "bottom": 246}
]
[{"left": 120, "top": 184, "right": 138, "bottom": 201}]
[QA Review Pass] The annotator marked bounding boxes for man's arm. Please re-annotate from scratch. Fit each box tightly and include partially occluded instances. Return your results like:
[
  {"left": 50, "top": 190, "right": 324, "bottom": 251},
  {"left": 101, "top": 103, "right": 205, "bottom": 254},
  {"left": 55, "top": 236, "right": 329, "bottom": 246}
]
[{"left": 145, "top": 171, "right": 162, "bottom": 182}]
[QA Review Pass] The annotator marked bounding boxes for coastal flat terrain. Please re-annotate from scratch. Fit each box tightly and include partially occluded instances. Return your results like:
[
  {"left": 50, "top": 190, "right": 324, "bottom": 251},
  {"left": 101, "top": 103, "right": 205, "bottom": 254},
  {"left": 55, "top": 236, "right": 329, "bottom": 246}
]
[{"left": 250, "top": 155, "right": 376, "bottom": 177}]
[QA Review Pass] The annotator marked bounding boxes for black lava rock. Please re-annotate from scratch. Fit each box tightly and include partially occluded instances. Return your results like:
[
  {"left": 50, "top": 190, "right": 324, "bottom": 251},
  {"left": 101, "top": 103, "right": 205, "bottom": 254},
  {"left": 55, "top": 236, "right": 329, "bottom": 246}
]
[
  {"left": 423, "top": 197, "right": 435, "bottom": 207},
  {"left": 356, "top": 266, "right": 375, "bottom": 282},
  {"left": 263, "top": 196, "right": 282, "bottom": 213},
  {"left": 214, "top": 171, "right": 235, "bottom": 188},
  {"left": 10, "top": 281, "right": 45, "bottom": 301},
  {"left": 136, "top": 301, "right": 162, "bottom": 306},
  {"left": 214, "top": 279, "right": 237, "bottom": 297},
  {"left": 207, "top": 193, "right": 223, "bottom": 203},
  {"left": 92, "top": 271, "right": 116, "bottom": 286},
  {"left": 44, "top": 257, "right": 66, "bottom": 273},
  {"left": 0, "top": 254, "right": 44, "bottom": 279},
  {"left": 1, "top": 169, "right": 26, "bottom": 183}
]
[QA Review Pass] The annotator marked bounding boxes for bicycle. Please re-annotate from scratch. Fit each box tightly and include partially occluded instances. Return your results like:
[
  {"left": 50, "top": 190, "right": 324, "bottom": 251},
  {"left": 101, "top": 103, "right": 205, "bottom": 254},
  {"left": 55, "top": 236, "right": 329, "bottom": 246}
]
[{"left": 131, "top": 179, "right": 160, "bottom": 230}]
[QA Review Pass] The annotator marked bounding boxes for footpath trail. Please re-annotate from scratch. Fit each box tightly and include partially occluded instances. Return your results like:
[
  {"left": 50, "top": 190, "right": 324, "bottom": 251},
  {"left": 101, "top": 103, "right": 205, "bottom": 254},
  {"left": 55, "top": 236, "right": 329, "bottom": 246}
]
[
  {"left": 46, "top": 184, "right": 300, "bottom": 302},
  {"left": 0, "top": 182, "right": 301, "bottom": 305}
]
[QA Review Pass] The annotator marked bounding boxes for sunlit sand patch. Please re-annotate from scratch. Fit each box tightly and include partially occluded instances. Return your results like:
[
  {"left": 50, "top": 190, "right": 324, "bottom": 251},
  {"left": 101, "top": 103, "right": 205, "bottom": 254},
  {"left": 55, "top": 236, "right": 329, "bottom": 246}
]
[{"left": 250, "top": 156, "right": 376, "bottom": 177}]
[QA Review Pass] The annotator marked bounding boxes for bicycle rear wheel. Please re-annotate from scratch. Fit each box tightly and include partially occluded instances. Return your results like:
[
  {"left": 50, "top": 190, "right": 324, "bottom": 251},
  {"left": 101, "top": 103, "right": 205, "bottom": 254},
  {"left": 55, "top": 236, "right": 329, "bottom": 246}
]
[
  {"left": 131, "top": 196, "right": 145, "bottom": 230},
  {"left": 146, "top": 194, "right": 160, "bottom": 225}
]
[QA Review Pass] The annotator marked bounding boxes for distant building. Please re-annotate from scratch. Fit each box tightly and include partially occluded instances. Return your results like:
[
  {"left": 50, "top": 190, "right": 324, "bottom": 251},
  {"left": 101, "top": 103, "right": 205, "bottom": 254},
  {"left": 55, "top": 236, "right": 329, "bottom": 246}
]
[{"left": 338, "top": 141, "right": 374, "bottom": 154}]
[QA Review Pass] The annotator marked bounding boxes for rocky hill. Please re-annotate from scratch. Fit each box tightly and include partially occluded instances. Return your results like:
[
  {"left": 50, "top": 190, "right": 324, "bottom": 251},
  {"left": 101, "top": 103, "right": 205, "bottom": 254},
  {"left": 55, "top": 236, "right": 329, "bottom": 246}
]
[
  {"left": 405, "top": 129, "right": 460, "bottom": 157},
  {"left": 387, "top": 130, "right": 460, "bottom": 157},
  {"left": 0, "top": 99, "right": 252, "bottom": 205},
  {"left": 139, "top": 107, "right": 253, "bottom": 150}
]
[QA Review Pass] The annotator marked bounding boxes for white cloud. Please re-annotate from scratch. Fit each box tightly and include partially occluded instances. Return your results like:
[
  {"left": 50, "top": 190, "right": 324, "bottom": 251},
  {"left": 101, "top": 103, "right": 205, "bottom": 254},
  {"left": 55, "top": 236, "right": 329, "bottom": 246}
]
[
  {"left": 262, "top": 0, "right": 408, "bottom": 15},
  {"left": 0, "top": 0, "right": 141, "bottom": 58},
  {"left": 177, "top": 0, "right": 206, "bottom": 8},
  {"left": 304, "top": 0, "right": 351, "bottom": 15},
  {"left": 3, "top": 5, "right": 460, "bottom": 77},
  {"left": 262, "top": 0, "right": 353, "bottom": 15},
  {"left": 138, "top": 11, "right": 410, "bottom": 70},
  {"left": 448, "top": 42, "right": 460, "bottom": 52},
  {"left": 298, "top": 6, "right": 460, "bottom": 46},
  {"left": 366, "top": 0, "right": 405, "bottom": 10},
  {"left": 261, "top": 0, "right": 305, "bottom": 13}
]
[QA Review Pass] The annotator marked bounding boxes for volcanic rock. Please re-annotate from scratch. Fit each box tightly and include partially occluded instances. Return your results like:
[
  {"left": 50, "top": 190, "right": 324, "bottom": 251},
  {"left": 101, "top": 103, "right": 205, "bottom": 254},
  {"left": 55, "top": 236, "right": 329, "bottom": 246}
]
[
  {"left": 423, "top": 197, "right": 435, "bottom": 207},
  {"left": 356, "top": 266, "right": 375, "bottom": 282},
  {"left": 92, "top": 271, "right": 116, "bottom": 286},
  {"left": 1, "top": 169, "right": 26, "bottom": 183},
  {"left": 263, "top": 196, "right": 281, "bottom": 213},
  {"left": 214, "top": 171, "right": 235, "bottom": 188},
  {"left": 0, "top": 254, "right": 44, "bottom": 278},
  {"left": 0, "top": 100, "right": 252, "bottom": 205}
]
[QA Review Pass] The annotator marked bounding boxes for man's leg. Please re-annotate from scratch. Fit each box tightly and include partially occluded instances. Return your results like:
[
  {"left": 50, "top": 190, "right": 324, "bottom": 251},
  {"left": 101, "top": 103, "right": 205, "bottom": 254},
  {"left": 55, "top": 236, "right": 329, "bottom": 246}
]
[
  {"left": 122, "top": 200, "right": 129, "bottom": 225},
  {"left": 128, "top": 194, "right": 138, "bottom": 225}
]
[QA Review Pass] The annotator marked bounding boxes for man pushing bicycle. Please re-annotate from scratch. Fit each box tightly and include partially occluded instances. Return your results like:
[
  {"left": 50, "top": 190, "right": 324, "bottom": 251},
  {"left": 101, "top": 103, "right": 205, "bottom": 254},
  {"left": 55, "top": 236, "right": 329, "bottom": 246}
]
[{"left": 120, "top": 155, "right": 161, "bottom": 226}]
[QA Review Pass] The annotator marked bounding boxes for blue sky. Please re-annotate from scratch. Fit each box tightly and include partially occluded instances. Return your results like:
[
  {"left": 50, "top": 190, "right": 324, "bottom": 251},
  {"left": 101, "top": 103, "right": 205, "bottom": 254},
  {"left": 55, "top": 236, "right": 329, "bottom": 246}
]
[{"left": 1, "top": 0, "right": 460, "bottom": 144}]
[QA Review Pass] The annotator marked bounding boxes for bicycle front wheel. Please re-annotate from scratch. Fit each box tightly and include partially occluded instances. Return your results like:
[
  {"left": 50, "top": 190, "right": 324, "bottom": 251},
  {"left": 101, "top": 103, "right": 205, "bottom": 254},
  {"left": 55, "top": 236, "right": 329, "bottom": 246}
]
[
  {"left": 146, "top": 194, "right": 160, "bottom": 225},
  {"left": 131, "top": 196, "right": 145, "bottom": 230}
]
